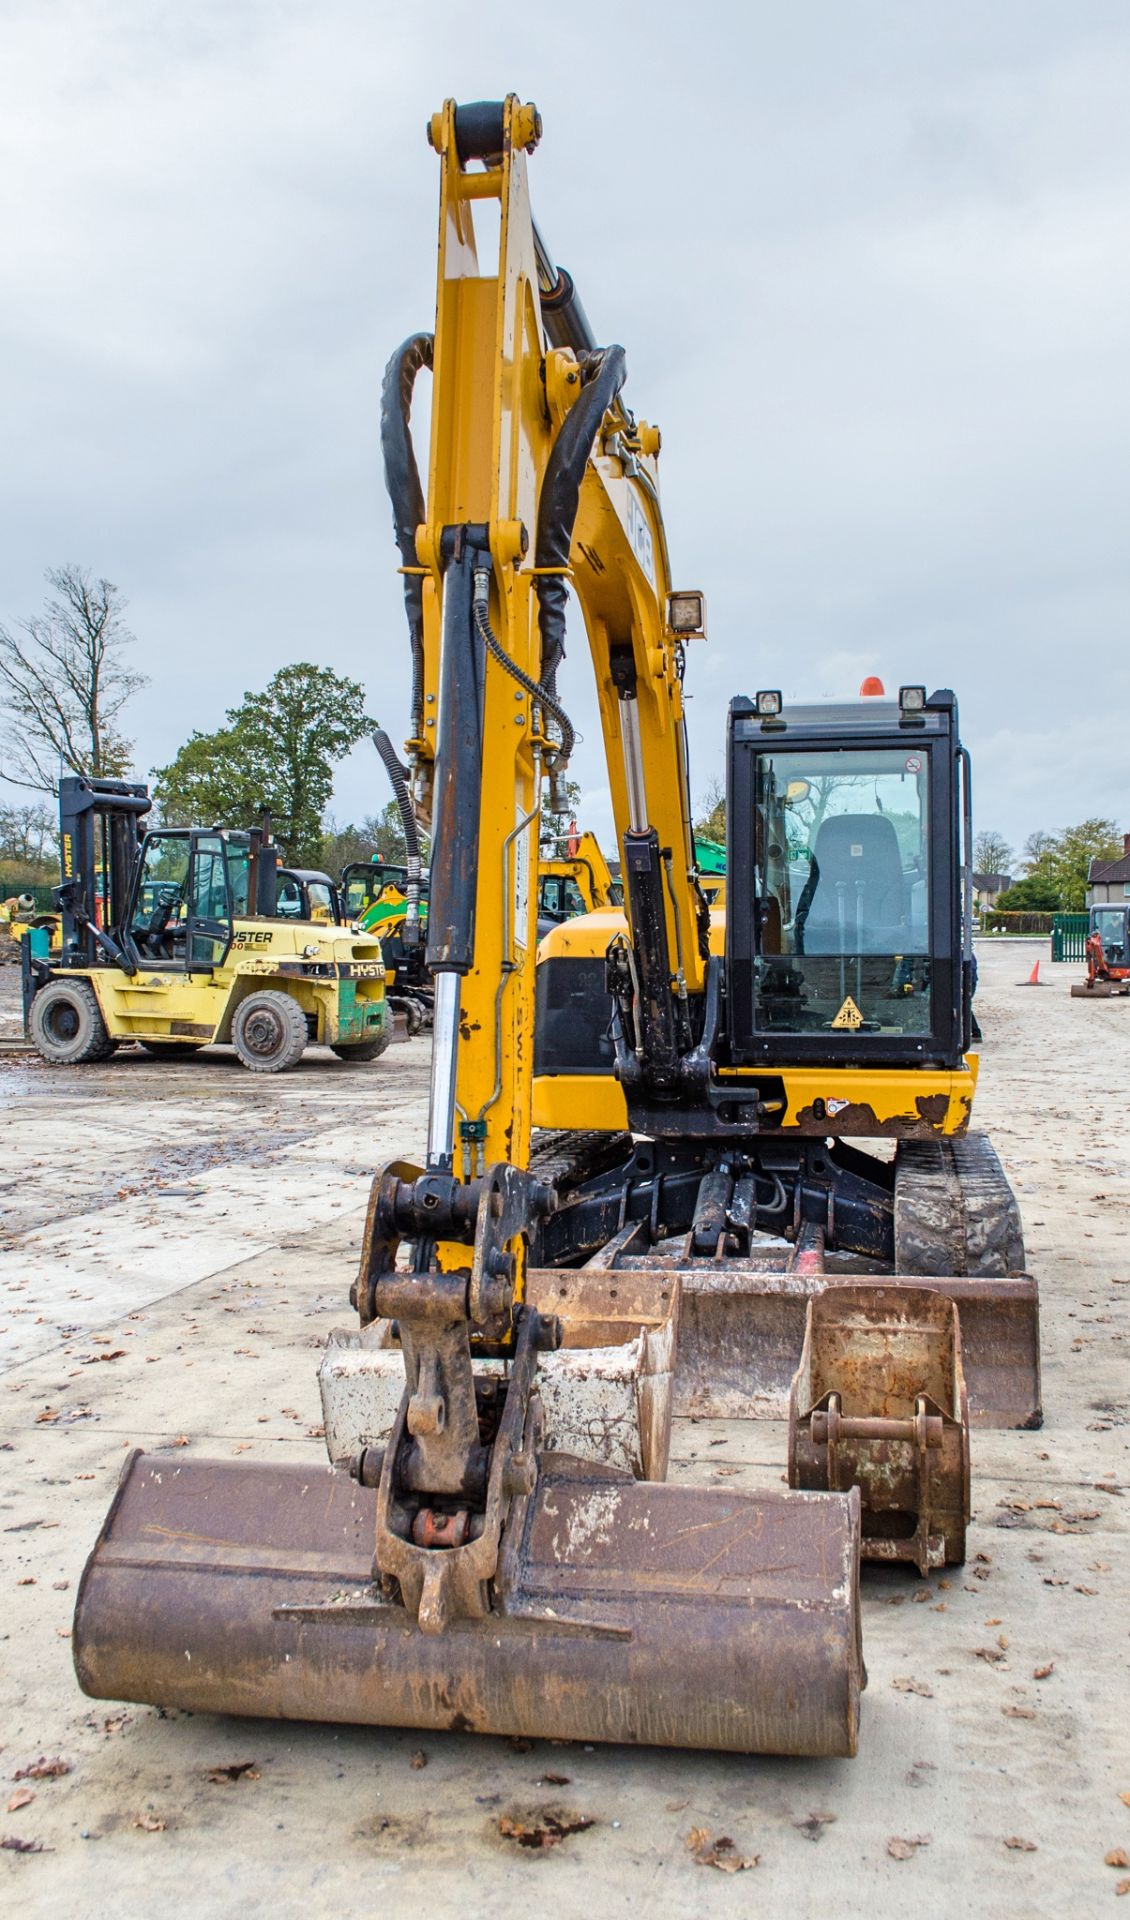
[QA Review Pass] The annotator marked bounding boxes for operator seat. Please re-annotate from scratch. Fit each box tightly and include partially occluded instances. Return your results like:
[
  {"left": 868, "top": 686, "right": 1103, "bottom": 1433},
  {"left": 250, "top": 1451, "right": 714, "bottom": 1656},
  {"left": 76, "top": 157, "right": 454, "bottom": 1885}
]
[{"left": 798, "top": 813, "right": 906, "bottom": 954}]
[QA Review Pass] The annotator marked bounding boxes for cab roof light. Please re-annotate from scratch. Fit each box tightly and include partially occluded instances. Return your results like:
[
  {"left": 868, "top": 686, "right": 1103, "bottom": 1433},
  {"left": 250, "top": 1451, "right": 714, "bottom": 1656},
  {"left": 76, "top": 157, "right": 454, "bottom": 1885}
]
[
  {"left": 755, "top": 689, "right": 782, "bottom": 717},
  {"left": 899, "top": 684, "right": 926, "bottom": 712}
]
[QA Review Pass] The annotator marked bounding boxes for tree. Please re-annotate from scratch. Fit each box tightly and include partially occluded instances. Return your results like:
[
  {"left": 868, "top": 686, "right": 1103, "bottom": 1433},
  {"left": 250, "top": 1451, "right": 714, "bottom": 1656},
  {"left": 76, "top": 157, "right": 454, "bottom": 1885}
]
[
  {"left": 693, "top": 776, "right": 726, "bottom": 846},
  {"left": 0, "top": 566, "right": 147, "bottom": 794},
  {"left": 1038, "top": 818, "right": 1121, "bottom": 912},
  {"left": 321, "top": 804, "right": 413, "bottom": 876},
  {"left": 973, "top": 830, "right": 1013, "bottom": 878},
  {"left": 1021, "top": 830, "right": 1055, "bottom": 873},
  {"left": 153, "top": 663, "right": 374, "bottom": 865},
  {"left": 0, "top": 802, "right": 57, "bottom": 868},
  {"left": 995, "top": 876, "right": 1061, "bottom": 912},
  {"left": 539, "top": 776, "right": 582, "bottom": 855}
]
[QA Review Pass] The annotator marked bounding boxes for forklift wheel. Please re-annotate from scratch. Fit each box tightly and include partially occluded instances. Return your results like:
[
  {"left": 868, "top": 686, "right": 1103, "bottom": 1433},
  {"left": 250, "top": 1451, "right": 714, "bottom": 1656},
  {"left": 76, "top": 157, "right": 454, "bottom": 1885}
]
[
  {"left": 29, "top": 979, "right": 117, "bottom": 1065},
  {"left": 231, "top": 990, "right": 308, "bottom": 1073},
  {"left": 330, "top": 1030, "right": 391, "bottom": 1063}
]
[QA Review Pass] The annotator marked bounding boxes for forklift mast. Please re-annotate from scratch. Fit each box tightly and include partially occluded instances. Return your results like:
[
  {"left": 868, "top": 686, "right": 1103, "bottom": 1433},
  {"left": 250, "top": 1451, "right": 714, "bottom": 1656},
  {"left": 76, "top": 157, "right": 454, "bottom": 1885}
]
[{"left": 56, "top": 775, "right": 151, "bottom": 968}]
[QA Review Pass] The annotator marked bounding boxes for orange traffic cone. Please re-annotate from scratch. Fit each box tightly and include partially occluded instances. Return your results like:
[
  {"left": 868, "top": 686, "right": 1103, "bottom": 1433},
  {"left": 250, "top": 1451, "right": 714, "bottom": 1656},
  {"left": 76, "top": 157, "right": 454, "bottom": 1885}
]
[{"left": 1022, "top": 959, "right": 1042, "bottom": 986}]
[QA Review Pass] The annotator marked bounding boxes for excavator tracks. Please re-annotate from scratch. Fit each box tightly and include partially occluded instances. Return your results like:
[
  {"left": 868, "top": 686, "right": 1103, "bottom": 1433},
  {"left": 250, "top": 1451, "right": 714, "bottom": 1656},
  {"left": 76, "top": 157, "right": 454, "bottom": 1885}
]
[{"left": 894, "top": 1132, "right": 1026, "bottom": 1279}]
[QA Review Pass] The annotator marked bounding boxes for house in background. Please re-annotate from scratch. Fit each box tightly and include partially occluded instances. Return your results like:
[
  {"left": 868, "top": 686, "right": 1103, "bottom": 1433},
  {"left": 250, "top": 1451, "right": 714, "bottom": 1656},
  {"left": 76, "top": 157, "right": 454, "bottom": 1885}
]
[
  {"left": 1087, "top": 833, "right": 1130, "bottom": 907},
  {"left": 972, "top": 872, "right": 1012, "bottom": 913}
]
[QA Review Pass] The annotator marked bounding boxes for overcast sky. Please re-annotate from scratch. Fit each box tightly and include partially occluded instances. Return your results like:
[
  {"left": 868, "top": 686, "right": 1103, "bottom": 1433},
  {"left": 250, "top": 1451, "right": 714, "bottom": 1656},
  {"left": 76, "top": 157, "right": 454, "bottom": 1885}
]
[{"left": 2, "top": 2, "right": 1127, "bottom": 866}]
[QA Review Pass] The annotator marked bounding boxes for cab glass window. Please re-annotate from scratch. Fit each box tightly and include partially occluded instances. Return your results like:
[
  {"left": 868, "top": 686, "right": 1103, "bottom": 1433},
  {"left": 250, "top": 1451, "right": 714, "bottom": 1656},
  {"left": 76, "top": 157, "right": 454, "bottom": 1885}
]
[
  {"left": 132, "top": 834, "right": 191, "bottom": 949},
  {"left": 307, "top": 882, "right": 335, "bottom": 923},
  {"left": 751, "top": 747, "right": 931, "bottom": 1036}
]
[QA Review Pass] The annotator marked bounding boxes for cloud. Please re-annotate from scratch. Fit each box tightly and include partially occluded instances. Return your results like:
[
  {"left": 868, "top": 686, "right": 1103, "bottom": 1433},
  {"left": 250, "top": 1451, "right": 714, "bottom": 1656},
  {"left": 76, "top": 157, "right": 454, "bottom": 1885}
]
[{"left": 1, "top": 2, "right": 1127, "bottom": 854}]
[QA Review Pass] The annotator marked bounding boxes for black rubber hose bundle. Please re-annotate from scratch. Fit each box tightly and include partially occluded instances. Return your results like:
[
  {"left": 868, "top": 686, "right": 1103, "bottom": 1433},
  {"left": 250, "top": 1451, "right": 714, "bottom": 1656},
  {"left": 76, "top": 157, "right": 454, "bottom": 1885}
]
[
  {"left": 534, "top": 344, "right": 628, "bottom": 690},
  {"left": 380, "top": 334, "right": 434, "bottom": 737}
]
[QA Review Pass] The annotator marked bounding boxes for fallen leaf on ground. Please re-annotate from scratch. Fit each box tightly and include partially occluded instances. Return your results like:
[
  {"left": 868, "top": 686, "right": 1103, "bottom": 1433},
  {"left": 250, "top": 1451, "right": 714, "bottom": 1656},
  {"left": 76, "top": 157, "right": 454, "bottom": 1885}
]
[
  {"left": 665, "top": 1798, "right": 688, "bottom": 1812},
  {"left": 133, "top": 1812, "right": 166, "bottom": 1832},
  {"left": 892, "top": 1677, "right": 934, "bottom": 1696},
  {"left": 1120, "top": 1793, "right": 1130, "bottom": 1809},
  {"left": 1003, "top": 1836, "right": 1037, "bottom": 1851},
  {"left": 1033, "top": 1663, "right": 1055, "bottom": 1680},
  {"left": 974, "top": 1647, "right": 1007, "bottom": 1665},
  {"left": 172, "top": 1436, "right": 188, "bottom": 1448},
  {"left": 410, "top": 1750, "right": 427, "bottom": 1770},
  {"left": 887, "top": 1835, "right": 931, "bottom": 1860},
  {"left": 685, "top": 1828, "right": 759, "bottom": 1872},
  {"left": 537, "top": 1772, "right": 571, "bottom": 1786},
  {"left": 1115, "top": 1878, "right": 1130, "bottom": 1896},
  {"left": 82, "top": 1349, "right": 125, "bottom": 1363},
  {"left": 206, "top": 1761, "right": 260, "bottom": 1784},
  {"left": 6, "top": 1789, "right": 34, "bottom": 1812},
  {"left": 1, "top": 1835, "right": 51, "bottom": 1853},
  {"left": 498, "top": 1806, "right": 594, "bottom": 1849},
  {"left": 12, "top": 1758, "right": 71, "bottom": 1781},
  {"left": 1106, "top": 1850, "right": 1130, "bottom": 1869},
  {"left": 793, "top": 1810, "right": 836, "bottom": 1841},
  {"left": 1002, "top": 1705, "right": 1036, "bottom": 1720}
]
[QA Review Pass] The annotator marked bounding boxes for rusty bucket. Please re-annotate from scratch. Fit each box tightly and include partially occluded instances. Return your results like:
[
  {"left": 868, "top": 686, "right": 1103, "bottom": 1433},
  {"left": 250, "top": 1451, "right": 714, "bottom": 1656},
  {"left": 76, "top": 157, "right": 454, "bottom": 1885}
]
[
  {"left": 788, "top": 1285, "right": 970, "bottom": 1573},
  {"left": 74, "top": 1449, "right": 864, "bottom": 1758}
]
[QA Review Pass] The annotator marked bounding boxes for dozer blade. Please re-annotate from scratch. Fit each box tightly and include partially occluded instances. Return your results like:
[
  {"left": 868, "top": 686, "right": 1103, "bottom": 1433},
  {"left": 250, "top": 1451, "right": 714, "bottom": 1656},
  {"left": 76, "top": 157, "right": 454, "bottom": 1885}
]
[
  {"left": 1070, "top": 979, "right": 1126, "bottom": 997},
  {"left": 607, "top": 1266, "right": 1041, "bottom": 1428},
  {"left": 74, "top": 1449, "right": 864, "bottom": 1759}
]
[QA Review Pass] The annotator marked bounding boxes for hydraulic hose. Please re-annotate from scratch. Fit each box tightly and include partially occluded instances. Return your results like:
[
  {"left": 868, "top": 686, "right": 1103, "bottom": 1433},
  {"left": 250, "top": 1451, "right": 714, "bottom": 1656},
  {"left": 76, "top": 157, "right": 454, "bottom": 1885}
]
[
  {"left": 372, "top": 728, "right": 423, "bottom": 944},
  {"left": 471, "top": 567, "right": 575, "bottom": 767},
  {"left": 534, "top": 344, "right": 628, "bottom": 691},
  {"left": 380, "top": 334, "right": 434, "bottom": 738}
]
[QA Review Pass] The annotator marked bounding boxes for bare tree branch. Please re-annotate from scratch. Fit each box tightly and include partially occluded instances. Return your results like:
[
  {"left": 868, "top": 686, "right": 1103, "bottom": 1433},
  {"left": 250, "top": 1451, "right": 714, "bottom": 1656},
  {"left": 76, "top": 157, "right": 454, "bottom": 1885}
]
[{"left": 0, "top": 564, "right": 147, "bottom": 794}]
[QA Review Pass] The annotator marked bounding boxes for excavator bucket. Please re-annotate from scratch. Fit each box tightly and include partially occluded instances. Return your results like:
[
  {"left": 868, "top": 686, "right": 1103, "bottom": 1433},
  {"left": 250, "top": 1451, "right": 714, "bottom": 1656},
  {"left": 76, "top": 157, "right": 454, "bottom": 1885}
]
[
  {"left": 788, "top": 1285, "right": 970, "bottom": 1573},
  {"left": 321, "top": 1268, "right": 679, "bottom": 1484},
  {"left": 530, "top": 1256, "right": 1041, "bottom": 1430},
  {"left": 671, "top": 1266, "right": 1041, "bottom": 1429},
  {"left": 74, "top": 1449, "right": 864, "bottom": 1758}
]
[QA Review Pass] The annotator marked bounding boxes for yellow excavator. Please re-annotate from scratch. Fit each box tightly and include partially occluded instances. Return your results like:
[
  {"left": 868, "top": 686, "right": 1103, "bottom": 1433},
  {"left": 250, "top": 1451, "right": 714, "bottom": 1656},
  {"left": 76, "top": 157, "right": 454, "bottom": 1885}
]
[{"left": 74, "top": 98, "right": 1039, "bottom": 1759}]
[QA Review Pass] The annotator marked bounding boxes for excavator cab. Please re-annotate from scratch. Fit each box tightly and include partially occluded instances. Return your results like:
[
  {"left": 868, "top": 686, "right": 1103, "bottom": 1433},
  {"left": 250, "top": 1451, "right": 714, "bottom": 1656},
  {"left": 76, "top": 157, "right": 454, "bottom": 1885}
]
[{"left": 727, "top": 688, "right": 969, "bottom": 1060}]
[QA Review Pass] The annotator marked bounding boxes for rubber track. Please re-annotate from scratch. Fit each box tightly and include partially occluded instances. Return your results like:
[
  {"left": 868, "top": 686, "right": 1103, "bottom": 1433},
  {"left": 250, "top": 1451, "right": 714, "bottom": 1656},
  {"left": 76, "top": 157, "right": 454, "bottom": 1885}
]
[
  {"left": 894, "top": 1131, "right": 1026, "bottom": 1277},
  {"left": 528, "top": 1129, "right": 635, "bottom": 1197}
]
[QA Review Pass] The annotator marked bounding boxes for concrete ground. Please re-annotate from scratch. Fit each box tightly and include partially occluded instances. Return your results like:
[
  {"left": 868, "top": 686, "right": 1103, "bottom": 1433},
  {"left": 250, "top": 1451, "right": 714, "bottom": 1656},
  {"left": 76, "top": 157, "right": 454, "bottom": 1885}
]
[{"left": 0, "top": 942, "right": 1127, "bottom": 1918}]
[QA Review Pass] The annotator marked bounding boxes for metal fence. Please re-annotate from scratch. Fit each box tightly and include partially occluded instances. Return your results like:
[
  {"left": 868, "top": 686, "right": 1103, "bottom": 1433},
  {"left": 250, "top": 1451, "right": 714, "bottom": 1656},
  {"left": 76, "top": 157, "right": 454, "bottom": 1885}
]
[{"left": 1051, "top": 913, "right": 1089, "bottom": 962}]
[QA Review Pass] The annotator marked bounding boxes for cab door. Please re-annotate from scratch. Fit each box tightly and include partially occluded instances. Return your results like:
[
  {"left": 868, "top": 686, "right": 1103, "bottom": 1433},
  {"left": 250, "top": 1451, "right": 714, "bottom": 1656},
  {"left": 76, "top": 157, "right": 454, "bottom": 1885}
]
[{"left": 185, "top": 834, "right": 235, "bottom": 971}]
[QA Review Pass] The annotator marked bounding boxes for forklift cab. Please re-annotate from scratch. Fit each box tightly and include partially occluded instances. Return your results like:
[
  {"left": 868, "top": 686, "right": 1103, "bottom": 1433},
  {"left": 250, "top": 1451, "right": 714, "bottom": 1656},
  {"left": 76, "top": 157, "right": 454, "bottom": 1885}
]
[
  {"left": 276, "top": 870, "right": 341, "bottom": 925},
  {"left": 127, "top": 829, "right": 248, "bottom": 971}
]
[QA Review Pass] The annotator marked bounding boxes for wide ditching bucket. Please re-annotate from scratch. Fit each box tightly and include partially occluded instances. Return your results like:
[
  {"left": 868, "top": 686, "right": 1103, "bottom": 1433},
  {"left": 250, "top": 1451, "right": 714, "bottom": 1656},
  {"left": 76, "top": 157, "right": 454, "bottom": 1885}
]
[{"left": 74, "top": 1449, "right": 864, "bottom": 1758}]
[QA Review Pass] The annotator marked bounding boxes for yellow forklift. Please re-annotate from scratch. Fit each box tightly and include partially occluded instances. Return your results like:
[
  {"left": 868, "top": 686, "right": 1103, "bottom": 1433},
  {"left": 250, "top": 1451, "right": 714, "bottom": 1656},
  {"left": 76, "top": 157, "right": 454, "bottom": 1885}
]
[{"left": 23, "top": 776, "right": 389, "bottom": 1071}]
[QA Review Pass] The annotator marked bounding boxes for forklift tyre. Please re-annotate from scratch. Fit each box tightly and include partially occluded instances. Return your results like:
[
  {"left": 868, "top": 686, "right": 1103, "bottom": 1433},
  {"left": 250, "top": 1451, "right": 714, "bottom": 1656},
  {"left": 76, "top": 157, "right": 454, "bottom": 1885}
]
[
  {"left": 29, "top": 979, "right": 117, "bottom": 1065},
  {"left": 330, "top": 1029, "right": 391, "bottom": 1063},
  {"left": 231, "top": 990, "right": 308, "bottom": 1073},
  {"left": 138, "top": 1039, "right": 206, "bottom": 1058}
]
